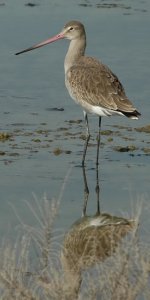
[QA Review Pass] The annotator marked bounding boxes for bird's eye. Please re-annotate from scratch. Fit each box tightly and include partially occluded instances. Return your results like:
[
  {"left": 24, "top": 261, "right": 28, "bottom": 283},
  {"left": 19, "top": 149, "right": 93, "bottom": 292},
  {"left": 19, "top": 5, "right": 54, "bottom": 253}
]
[{"left": 69, "top": 27, "right": 74, "bottom": 31}]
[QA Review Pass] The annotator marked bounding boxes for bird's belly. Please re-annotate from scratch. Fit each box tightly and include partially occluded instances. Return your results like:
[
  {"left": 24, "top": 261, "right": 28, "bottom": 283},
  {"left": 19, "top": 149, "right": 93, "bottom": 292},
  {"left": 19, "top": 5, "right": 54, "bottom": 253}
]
[{"left": 87, "top": 105, "right": 124, "bottom": 117}]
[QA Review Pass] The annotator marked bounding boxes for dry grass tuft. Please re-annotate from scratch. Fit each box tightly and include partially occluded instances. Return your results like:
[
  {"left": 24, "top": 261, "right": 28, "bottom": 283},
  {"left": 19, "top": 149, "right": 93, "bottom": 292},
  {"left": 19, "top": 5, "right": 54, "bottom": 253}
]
[{"left": 0, "top": 196, "right": 150, "bottom": 300}]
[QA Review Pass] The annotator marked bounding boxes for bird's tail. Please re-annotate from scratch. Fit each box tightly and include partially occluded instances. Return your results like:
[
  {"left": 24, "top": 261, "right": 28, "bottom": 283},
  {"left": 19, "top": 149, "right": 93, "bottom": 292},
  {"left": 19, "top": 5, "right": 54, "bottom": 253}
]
[{"left": 122, "top": 110, "right": 141, "bottom": 120}]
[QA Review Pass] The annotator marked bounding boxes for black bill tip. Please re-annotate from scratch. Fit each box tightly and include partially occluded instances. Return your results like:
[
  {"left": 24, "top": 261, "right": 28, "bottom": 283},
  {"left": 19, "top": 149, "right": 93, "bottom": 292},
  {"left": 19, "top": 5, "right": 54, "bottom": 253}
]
[{"left": 15, "top": 46, "right": 35, "bottom": 55}]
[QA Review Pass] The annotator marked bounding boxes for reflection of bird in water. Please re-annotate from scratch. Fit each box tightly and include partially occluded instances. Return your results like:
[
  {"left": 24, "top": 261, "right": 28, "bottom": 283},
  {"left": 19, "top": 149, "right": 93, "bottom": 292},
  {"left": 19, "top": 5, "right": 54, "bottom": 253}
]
[
  {"left": 61, "top": 166, "right": 135, "bottom": 298},
  {"left": 62, "top": 213, "right": 135, "bottom": 273},
  {"left": 15, "top": 20, "right": 140, "bottom": 166}
]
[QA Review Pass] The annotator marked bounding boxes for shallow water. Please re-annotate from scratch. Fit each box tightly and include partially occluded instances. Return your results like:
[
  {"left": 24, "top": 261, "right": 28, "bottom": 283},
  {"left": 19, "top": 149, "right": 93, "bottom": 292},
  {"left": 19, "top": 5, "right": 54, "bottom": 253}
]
[{"left": 0, "top": 0, "right": 150, "bottom": 240}]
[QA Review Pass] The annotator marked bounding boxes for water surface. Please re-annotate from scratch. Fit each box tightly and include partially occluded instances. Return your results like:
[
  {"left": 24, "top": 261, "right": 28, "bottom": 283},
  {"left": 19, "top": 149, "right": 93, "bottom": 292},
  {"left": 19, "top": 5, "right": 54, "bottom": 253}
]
[{"left": 0, "top": 0, "right": 150, "bottom": 238}]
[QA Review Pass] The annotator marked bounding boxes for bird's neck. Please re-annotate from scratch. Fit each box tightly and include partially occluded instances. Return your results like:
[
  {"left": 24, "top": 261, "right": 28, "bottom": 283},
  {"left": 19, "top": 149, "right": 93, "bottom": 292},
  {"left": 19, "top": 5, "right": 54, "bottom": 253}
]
[{"left": 64, "top": 37, "right": 86, "bottom": 74}]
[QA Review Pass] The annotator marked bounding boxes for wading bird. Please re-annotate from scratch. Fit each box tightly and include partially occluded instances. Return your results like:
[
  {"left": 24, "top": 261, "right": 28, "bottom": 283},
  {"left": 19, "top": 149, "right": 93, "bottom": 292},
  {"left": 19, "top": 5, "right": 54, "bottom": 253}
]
[{"left": 16, "top": 20, "right": 141, "bottom": 166}]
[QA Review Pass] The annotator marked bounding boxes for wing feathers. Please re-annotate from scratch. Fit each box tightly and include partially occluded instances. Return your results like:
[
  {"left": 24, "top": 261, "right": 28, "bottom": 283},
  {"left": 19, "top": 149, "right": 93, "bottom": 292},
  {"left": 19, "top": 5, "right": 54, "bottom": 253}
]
[{"left": 65, "top": 57, "right": 138, "bottom": 114}]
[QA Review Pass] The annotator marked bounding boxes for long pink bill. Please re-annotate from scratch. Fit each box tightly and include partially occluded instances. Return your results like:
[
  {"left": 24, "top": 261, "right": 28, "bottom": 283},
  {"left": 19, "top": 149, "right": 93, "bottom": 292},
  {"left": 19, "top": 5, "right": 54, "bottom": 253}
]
[{"left": 15, "top": 33, "right": 64, "bottom": 55}]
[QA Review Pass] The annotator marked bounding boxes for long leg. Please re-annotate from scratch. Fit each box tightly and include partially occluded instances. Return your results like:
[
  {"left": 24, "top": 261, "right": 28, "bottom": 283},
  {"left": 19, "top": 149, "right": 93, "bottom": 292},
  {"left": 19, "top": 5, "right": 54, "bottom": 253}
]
[
  {"left": 82, "top": 165, "right": 89, "bottom": 217},
  {"left": 96, "top": 116, "right": 101, "bottom": 166},
  {"left": 95, "top": 162, "right": 100, "bottom": 215},
  {"left": 82, "top": 111, "right": 90, "bottom": 166}
]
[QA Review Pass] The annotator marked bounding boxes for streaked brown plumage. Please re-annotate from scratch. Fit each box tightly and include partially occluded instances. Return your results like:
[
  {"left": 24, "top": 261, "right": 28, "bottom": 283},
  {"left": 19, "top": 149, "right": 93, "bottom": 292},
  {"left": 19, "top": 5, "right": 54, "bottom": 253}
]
[
  {"left": 15, "top": 20, "right": 141, "bottom": 165},
  {"left": 63, "top": 21, "right": 140, "bottom": 119}
]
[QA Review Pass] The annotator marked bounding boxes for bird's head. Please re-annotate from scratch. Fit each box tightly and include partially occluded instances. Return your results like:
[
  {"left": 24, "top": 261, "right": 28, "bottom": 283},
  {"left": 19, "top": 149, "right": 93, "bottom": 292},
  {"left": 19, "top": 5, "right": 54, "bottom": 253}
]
[{"left": 60, "top": 21, "right": 85, "bottom": 40}]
